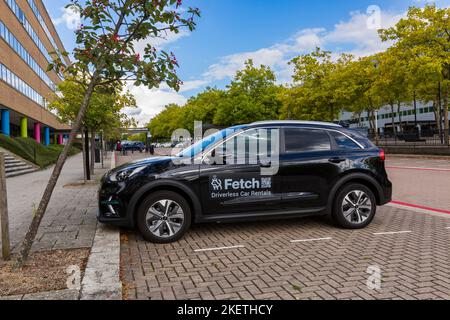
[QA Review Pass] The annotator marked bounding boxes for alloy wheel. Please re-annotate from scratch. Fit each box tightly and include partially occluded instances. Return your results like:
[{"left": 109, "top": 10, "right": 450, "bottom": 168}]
[
  {"left": 146, "top": 200, "right": 185, "bottom": 238},
  {"left": 341, "top": 190, "right": 373, "bottom": 224}
]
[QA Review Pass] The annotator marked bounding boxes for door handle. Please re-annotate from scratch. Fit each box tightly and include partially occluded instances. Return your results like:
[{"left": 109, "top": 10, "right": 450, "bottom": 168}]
[{"left": 328, "top": 157, "right": 346, "bottom": 164}]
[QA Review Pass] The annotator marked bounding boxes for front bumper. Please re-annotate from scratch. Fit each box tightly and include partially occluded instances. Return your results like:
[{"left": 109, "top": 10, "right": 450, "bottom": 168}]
[{"left": 98, "top": 178, "right": 135, "bottom": 227}]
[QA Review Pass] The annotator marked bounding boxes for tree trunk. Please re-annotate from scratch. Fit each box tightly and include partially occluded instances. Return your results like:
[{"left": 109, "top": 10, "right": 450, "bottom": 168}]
[
  {"left": 444, "top": 86, "right": 449, "bottom": 146},
  {"left": 84, "top": 129, "right": 91, "bottom": 181},
  {"left": 371, "top": 110, "right": 379, "bottom": 145},
  {"left": 397, "top": 102, "right": 403, "bottom": 133},
  {"left": 390, "top": 103, "right": 396, "bottom": 139},
  {"left": 90, "top": 130, "right": 95, "bottom": 175},
  {"left": 433, "top": 99, "right": 441, "bottom": 133},
  {"left": 14, "top": 73, "right": 99, "bottom": 269},
  {"left": 81, "top": 130, "right": 87, "bottom": 184}
]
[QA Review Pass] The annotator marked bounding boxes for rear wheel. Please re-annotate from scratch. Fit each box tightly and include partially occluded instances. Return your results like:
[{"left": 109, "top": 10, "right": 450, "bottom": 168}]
[
  {"left": 332, "top": 183, "right": 376, "bottom": 229},
  {"left": 137, "top": 191, "right": 191, "bottom": 243}
]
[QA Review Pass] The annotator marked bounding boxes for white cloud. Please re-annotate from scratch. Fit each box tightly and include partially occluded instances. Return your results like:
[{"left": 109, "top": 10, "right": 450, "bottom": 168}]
[
  {"left": 125, "top": 85, "right": 187, "bottom": 125},
  {"left": 52, "top": 5, "right": 81, "bottom": 30},
  {"left": 200, "top": 8, "right": 405, "bottom": 86},
  {"left": 179, "top": 80, "right": 209, "bottom": 92}
]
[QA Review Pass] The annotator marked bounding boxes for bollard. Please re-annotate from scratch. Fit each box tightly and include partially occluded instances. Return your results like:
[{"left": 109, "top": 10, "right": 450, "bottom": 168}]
[{"left": 0, "top": 152, "right": 11, "bottom": 260}]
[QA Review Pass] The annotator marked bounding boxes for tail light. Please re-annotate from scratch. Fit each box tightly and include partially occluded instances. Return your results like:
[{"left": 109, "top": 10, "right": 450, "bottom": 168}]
[{"left": 379, "top": 149, "right": 385, "bottom": 161}]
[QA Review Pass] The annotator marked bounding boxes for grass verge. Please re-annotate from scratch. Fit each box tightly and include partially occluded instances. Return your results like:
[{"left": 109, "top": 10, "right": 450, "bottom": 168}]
[{"left": 0, "top": 134, "right": 80, "bottom": 168}]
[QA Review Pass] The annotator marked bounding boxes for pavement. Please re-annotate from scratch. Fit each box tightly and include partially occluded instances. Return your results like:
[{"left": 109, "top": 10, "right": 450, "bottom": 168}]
[
  {"left": 1, "top": 152, "right": 111, "bottom": 252},
  {"left": 116, "top": 152, "right": 450, "bottom": 300}
]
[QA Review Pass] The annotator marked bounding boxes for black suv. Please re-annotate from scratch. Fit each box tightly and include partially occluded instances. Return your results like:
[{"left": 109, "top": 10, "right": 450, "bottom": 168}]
[{"left": 99, "top": 121, "right": 392, "bottom": 243}]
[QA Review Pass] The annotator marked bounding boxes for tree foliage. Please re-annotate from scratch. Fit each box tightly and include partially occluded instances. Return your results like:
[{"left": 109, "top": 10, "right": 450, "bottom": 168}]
[
  {"left": 148, "top": 60, "right": 282, "bottom": 139},
  {"left": 49, "top": 78, "right": 136, "bottom": 137}
]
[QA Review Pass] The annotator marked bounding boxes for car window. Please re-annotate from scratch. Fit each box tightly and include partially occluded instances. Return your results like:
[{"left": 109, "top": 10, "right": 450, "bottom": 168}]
[
  {"left": 341, "top": 129, "right": 374, "bottom": 148},
  {"left": 212, "top": 128, "right": 277, "bottom": 164},
  {"left": 329, "top": 131, "right": 361, "bottom": 150},
  {"left": 284, "top": 128, "right": 331, "bottom": 153}
]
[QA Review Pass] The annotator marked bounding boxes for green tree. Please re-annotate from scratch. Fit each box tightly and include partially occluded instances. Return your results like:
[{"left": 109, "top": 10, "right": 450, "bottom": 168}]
[
  {"left": 213, "top": 60, "right": 282, "bottom": 126},
  {"left": 15, "top": 0, "right": 200, "bottom": 268},
  {"left": 180, "top": 88, "right": 226, "bottom": 132},
  {"left": 148, "top": 104, "right": 184, "bottom": 140},
  {"left": 380, "top": 4, "right": 450, "bottom": 143},
  {"left": 372, "top": 49, "right": 412, "bottom": 135},
  {"left": 49, "top": 78, "right": 135, "bottom": 136}
]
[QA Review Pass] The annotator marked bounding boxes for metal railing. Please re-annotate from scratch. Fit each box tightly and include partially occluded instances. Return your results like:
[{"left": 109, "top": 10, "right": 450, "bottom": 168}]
[{"left": 370, "top": 129, "right": 450, "bottom": 148}]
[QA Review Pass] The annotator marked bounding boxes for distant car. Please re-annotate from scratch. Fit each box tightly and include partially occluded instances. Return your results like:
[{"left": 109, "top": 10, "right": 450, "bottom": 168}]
[
  {"left": 122, "top": 141, "right": 145, "bottom": 152},
  {"left": 99, "top": 121, "right": 392, "bottom": 243},
  {"left": 175, "top": 143, "right": 186, "bottom": 148}
]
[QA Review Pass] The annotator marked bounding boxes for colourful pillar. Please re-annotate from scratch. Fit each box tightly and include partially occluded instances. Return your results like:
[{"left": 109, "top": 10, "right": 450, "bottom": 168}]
[
  {"left": 34, "top": 122, "right": 41, "bottom": 143},
  {"left": 58, "top": 134, "right": 63, "bottom": 145},
  {"left": 44, "top": 127, "right": 50, "bottom": 146},
  {"left": 53, "top": 133, "right": 58, "bottom": 144},
  {"left": 1, "top": 109, "right": 10, "bottom": 136},
  {"left": 20, "top": 117, "right": 28, "bottom": 138}
]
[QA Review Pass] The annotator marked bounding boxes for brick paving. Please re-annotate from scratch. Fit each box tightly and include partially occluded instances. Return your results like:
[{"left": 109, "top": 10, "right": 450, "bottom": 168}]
[
  {"left": 386, "top": 156, "right": 450, "bottom": 211},
  {"left": 121, "top": 207, "right": 450, "bottom": 300},
  {"left": 118, "top": 152, "right": 450, "bottom": 300},
  {"left": 1, "top": 152, "right": 111, "bottom": 252}
]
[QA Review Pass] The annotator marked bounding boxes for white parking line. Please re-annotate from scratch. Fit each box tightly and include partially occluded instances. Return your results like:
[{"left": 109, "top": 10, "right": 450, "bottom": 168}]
[
  {"left": 290, "top": 237, "right": 332, "bottom": 243},
  {"left": 373, "top": 231, "right": 412, "bottom": 236},
  {"left": 194, "top": 245, "right": 244, "bottom": 253}
]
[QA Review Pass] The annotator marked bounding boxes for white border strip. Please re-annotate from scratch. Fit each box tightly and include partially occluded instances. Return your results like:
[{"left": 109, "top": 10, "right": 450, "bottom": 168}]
[
  {"left": 194, "top": 245, "right": 244, "bottom": 253},
  {"left": 290, "top": 237, "right": 332, "bottom": 243},
  {"left": 373, "top": 231, "right": 412, "bottom": 236}
]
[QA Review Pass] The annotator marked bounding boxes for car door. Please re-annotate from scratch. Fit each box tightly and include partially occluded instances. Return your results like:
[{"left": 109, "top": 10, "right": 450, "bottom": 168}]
[
  {"left": 199, "top": 127, "right": 283, "bottom": 216},
  {"left": 279, "top": 127, "right": 345, "bottom": 210}
]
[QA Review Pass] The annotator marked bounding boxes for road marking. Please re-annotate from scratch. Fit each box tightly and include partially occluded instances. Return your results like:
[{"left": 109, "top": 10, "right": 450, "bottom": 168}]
[
  {"left": 390, "top": 201, "right": 450, "bottom": 216},
  {"left": 290, "top": 237, "right": 332, "bottom": 243},
  {"left": 386, "top": 166, "right": 450, "bottom": 173},
  {"left": 373, "top": 231, "right": 412, "bottom": 236},
  {"left": 194, "top": 245, "right": 244, "bottom": 253}
]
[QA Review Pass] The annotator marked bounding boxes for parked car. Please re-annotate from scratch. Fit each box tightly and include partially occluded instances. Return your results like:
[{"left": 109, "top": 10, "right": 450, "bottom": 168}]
[
  {"left": 99, "top": 121, "right": 392, "bottom": 243},
  {"left": 122, "top": 141, "right": 145, "bottom": 152}
]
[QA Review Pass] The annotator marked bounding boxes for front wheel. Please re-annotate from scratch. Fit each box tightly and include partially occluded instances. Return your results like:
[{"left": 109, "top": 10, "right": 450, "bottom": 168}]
[
  {"left": 332, "top": 183, "right": 377, "bottom": 229},
  {"left": 137, "top": 191, "right": 191, "bottom": 243}
]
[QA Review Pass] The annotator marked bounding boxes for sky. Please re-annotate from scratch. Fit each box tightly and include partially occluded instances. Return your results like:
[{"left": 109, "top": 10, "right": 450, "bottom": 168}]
[{"left": 42, "top": 0, "right": 450, "bottom": 125}]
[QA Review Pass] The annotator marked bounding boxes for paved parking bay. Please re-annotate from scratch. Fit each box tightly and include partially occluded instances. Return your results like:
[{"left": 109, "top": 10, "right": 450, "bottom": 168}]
[{"left": 118, "top": 152, "right": 450, "bottom": 300}]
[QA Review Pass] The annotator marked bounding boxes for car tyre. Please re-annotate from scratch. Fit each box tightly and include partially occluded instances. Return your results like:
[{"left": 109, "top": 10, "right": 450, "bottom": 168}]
[
  {"left": 332, "top": 183, "right": 376, "bottom": 229},
  {"left": 137, "top": 191, "right": 191, "bottom": 243}
]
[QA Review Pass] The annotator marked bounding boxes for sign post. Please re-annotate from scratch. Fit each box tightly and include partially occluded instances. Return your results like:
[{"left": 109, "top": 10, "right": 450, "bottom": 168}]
[{"left": 0, "top": 152, "right": 11, "bottom": 260}]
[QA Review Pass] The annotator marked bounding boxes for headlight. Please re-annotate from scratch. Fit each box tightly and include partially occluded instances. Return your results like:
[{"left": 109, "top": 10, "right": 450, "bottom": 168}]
[{"left": 109, "top": 166, "right": 147, "bottom": 182}]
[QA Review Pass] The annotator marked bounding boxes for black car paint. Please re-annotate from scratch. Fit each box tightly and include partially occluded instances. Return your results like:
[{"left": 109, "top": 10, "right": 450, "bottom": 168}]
[{"left": 98, "top": 123, "right": 392, "bottom": 228}]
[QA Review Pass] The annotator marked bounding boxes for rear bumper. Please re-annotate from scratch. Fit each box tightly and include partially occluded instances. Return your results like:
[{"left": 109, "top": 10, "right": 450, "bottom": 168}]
[{"left": 379, "top": 180, "right": 392, "bottom": 206}]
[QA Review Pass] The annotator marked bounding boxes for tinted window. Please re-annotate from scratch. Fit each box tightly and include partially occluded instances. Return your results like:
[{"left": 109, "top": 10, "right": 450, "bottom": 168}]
[
  {"left": 329, "top": 131, "right": 361, "bottom": 150},
  {"left": 226, "top": 128, "right": 277, "bottom": 162},
  {"left": 341, "top": 129, "right": 374, "bottom": 148},
  {"left": 284, "top": 129, "right": 331, "bottom": 153}
]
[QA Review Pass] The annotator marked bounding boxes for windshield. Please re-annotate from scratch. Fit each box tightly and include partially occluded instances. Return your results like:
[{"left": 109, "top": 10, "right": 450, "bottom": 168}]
[{"left": 177, "top": 125, "right": 247, "bottom": 158}]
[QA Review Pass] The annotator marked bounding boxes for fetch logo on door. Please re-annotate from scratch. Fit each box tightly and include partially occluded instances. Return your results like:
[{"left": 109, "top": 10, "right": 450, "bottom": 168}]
[{"left": 210, "top": 175, "right": 272, "bottom": 199}]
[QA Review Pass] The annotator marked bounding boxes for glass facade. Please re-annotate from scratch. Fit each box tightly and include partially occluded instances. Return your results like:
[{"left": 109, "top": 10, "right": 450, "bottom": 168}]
[
  {"left": 0, "top": 62, "right": 48, "bottom": 108},
  {"left": 27, "top": 0, "right": 61, "bottom": 57},
  {"left": 0, "top": 20, "right": 56, "bottom": 91},
  {"left": 5, "top": 0, "right": 54, "bottom": 63}
]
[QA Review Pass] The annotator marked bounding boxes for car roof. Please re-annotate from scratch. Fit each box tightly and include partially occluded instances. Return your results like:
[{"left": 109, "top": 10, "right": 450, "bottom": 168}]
[{"left": 249, "top": 120, "right": 342, "bottom": 128}]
